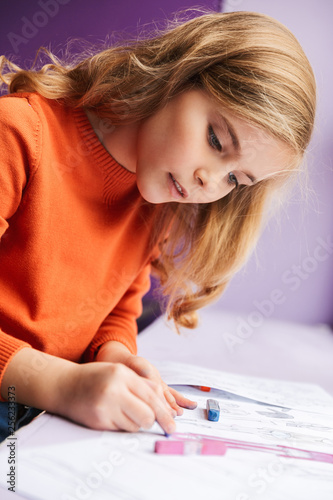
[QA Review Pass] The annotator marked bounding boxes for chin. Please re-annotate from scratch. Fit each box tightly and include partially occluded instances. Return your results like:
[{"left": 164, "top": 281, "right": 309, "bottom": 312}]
[
  {"left": 136, "top": 182, "right": 165, "bottom": 204},
  {"left": 143, "top": 196, "right": 167, "bottom": 205}
]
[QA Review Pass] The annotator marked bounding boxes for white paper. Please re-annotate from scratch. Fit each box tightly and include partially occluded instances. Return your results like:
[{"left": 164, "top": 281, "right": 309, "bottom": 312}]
[
  {"left": 165, "top": 385, "right": 333, "bottom": 452},
  {"left": 0, "top": 362, "right": 332, "bottom": 500},
  {"left": 155, "top": 360, "right": 333, "bottom": 415}
]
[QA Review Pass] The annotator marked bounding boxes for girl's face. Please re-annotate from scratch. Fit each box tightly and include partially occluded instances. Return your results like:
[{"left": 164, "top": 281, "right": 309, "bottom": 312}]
[{"left": 134, "top": 89, "right": 290, "bottom": 204}]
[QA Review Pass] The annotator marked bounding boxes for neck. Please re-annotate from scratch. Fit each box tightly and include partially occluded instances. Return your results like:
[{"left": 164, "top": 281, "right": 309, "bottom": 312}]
[{"left": 84, "top": 109, "right": 139, "bottom": 173}]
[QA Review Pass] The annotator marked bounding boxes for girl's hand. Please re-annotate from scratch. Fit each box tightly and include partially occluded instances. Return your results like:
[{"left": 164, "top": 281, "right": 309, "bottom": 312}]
[
  {"left": 1, "top": 346, "right": 178, "bottom": 435},
  {"left": 62, "top": 361, "right": 177, "bottom": 434},
  {"left": 124, "top": 355, "right": 197, "bottom": 416},
  {"left": 95, "top": 341, "right": 197, "bottom": 416}
]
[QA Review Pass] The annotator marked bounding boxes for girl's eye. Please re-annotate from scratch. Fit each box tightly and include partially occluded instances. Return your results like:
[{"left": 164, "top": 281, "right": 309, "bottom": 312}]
[
  {"left": 208, "top": 125, "right": 222, "bottom": 152},
  {"left": 228, "top": 172, "right": 239, "bottom": 189}
]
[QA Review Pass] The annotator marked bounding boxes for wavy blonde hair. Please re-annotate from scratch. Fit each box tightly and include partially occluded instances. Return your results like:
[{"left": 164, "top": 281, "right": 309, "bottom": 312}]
[{"left": 0, "top": 11, "right": 316, "bottom": 330}]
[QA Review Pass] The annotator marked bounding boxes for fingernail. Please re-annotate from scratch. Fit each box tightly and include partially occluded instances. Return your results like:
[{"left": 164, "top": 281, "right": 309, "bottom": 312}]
[{"left": 166, "top": 423, "right": 176, "bottom": 435}]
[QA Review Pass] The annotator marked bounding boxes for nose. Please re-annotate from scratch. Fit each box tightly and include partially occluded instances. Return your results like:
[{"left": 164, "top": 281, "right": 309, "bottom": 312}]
[{"left": 194, "top": 167, "right": 222, "bottom": 198}]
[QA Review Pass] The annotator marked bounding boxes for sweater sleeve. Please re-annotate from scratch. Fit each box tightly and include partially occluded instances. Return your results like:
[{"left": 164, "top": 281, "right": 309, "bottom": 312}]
[
  {"left": 0, "top": 94, "right": 40, "bottom": 397},
  {"left": 84, "top": 261, "right": 153, "bottom": 360}
]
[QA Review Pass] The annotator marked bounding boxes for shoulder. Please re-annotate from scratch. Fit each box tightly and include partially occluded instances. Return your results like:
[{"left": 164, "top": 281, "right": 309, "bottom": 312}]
[
  {"left": 0, "top": 92, "right": 42, "bottom": 145},
  {"left": 0, "top": 92, "right": 40, "bottom": 121},
  {"left": 0, "top": 93, "right": 44, "bottom": 177},
  {"left": 0, "top": 91, "right": 64, "bottom": 132}
]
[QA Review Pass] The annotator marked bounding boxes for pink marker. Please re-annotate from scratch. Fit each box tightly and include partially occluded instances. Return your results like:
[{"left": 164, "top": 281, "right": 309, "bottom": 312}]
[{"left": 154, "top": 439, "right": 227, "bottom": 456}]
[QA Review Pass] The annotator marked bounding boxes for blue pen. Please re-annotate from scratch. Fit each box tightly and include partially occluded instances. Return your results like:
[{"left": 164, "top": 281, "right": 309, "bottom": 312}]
[{"left": 156, "top": 421, "right": 171, "bottom": 437}]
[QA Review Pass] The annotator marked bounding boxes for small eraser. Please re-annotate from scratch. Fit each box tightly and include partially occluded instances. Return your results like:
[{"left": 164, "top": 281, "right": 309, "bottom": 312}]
[
  {"left": 154, "top": 439, "right": 227, "bottom": 456},
  {"left": 207, "top": 398, "right": 220, "bottom": 422},
  {"left": 155, "top": 440, "right": 184, "bottom": 454}
]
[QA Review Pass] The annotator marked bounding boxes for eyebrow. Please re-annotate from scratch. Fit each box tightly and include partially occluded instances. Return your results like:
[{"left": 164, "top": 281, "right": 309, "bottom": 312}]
[
  {"left": 244, "top": 171, "right": 256, "bottom": 184},
  {"left": 222, "top": 115, "right": 240, "bottom": 154},
  {"left": 217, "top": 114, "right": 256, "bottom": 184}
]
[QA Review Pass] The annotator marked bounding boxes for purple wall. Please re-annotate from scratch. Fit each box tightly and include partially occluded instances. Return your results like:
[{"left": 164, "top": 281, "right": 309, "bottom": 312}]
[
  {"left": 0, "top": 0, "right": 218, "bottom": 67},
  {"left": 217, "top": 0, "right": 333, "bottom": 326}
]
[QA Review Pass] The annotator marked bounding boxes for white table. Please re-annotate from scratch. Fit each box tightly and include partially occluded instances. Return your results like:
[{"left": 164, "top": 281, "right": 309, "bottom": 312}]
[
  {"left": 0, "top": 306, "right": 332, "bottom": 499},
  {"left": 138, "top": 305, "right": 333, "bottom": 396}
]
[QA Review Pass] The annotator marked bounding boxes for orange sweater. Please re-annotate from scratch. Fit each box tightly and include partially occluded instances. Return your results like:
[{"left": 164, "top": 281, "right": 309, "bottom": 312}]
[{"left": 0, "top": 92, "right": 161, "bottom": 392}]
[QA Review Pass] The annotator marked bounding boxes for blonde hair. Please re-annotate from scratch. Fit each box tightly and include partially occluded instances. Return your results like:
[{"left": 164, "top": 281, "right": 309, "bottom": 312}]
[{"left": 0, "top": 11, "right": 316, "bottom": 330}]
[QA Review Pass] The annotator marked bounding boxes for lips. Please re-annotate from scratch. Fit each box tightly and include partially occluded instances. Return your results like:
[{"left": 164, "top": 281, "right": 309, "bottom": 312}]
[{"left": 169, "top": 173, "right": 189, "bottom": 199}]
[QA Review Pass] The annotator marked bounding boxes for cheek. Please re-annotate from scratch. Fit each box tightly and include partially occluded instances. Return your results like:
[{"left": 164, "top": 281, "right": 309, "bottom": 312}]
[
  {"left": 135, "top": 162, "right": 167, "bottom": 204},
  {"left": 193, "top": 181, "right": 232, "bottom": 204},
  {"left": 137, "top": 128, "right": 165, "bottom": 170}
]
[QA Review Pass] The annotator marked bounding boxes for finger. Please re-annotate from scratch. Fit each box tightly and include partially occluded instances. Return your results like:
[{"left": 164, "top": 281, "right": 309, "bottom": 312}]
[
  {"left": 145, "top": 379, "right": 177, "bottom": 417},
  {"left": 112, "top": 413, "right": 141, "bottom": 433},
  {"left": 127, "top": 360, "right": 179, "bottom": 417},
  {"left": 127, "top": 356, "right": 157, "bottom": 380},
  {"left": 169, "top": 387, "right": 198, "bottom": 409},
  {"left": 123, "top": 395, "right": 156, "bottom": 430},
  {"left": 129, "top": 378, "right": 176, "bottom": 434},
  {"left": 154, "top": 401, "right": 177, "bottom": 435},
  {"left": 164, "top": 389, "right": 183, "bottom": 416}
]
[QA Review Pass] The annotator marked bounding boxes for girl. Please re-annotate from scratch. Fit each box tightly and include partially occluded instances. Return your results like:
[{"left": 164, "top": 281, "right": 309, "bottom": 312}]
[{"left": 0, "top": 11, "right": 316, "bottom": 441}]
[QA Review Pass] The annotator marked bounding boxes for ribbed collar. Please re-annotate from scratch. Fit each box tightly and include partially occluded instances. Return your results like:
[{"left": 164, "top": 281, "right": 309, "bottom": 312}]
[{"left": 73, "top": 107, "right": 138, "bottom": 203}]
